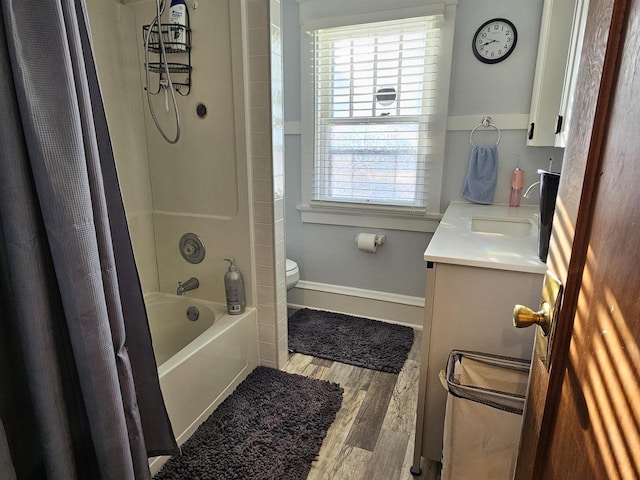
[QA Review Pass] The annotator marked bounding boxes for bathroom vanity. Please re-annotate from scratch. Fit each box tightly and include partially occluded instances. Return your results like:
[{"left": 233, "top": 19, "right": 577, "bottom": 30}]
[{"left": 413, "top": 202, "right": 547, "bottom": 465}]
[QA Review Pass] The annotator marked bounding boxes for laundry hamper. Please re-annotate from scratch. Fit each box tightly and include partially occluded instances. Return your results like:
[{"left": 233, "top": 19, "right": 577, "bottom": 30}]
[{"left": 440, "top": 350, "right": 530, "bottom": 480}]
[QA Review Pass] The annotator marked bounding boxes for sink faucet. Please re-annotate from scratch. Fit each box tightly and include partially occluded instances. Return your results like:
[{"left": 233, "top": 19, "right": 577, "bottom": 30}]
[
  {"left": 523, "top": 181, "right": 540, "bottom": 199},
  {"left": 177, "top": 277, "right": 199, "bottom": 296}
]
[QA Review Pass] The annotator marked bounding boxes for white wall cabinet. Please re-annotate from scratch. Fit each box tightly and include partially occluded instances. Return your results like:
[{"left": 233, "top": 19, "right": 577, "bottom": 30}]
[
  {"left": 555, "top": 0, "right": 590, "bottom": 148},
  {"left": 526, "top": 0, "right": 577, "bottom": 146}
]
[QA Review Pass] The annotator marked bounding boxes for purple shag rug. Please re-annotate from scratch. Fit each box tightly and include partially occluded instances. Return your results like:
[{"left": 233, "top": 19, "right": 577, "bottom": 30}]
[
  {"left": 288, "top": 309, "right": 415, "bottom": 374},
  {"left": 154, "top": 367, "right": 342, "bottom": 480}
]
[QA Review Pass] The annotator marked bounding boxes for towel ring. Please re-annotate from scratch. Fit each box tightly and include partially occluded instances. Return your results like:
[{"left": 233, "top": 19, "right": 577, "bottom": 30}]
[{"left": 470, "top": 116, "right": 501, "bottom": 146}]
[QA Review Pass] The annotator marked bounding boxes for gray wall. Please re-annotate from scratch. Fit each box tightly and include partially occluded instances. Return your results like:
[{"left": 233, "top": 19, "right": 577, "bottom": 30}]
[{"left": 283, "top": 0, "right": 563, "bottom": 298}]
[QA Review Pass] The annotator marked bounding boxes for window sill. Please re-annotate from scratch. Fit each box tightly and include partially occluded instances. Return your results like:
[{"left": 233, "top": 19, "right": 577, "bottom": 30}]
[{"left": 296, "top": 203, "right": 442, "bottom": 233}]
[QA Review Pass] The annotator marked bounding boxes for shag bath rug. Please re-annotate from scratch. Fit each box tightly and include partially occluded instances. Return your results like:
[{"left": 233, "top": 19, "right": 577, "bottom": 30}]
[
  {"left": 154, "top": 366, "right": 343, "bottom": 480},
  {"left": 288, "top": 309, "right": 415, "bottom": 374}
]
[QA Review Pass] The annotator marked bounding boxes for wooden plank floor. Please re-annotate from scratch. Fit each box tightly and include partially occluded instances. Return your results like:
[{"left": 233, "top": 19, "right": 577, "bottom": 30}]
[{"left": 283, "top": 328, "right": 441, "bottom": 480}]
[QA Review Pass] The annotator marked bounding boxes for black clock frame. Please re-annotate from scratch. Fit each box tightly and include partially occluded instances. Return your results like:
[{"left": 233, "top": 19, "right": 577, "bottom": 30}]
[{"left": 472, "top": 18, "right": 518, "bottom": 64}]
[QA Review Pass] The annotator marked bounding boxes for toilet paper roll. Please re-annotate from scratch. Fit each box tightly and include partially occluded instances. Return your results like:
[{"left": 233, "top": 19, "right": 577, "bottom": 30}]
[{"left": 357, "top": 233, "right": 379, "bottom": 253}]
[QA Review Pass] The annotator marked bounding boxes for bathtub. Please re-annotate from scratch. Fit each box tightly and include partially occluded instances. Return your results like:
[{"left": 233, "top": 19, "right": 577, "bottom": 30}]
[{"left": 144, "top": 292, "right": 258, "bottom": 474}]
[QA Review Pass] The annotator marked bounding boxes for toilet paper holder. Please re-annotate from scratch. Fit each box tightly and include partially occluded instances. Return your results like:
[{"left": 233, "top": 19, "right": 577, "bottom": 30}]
[{"left": 355, "top": 233, "right": 386, "bottom": 252}]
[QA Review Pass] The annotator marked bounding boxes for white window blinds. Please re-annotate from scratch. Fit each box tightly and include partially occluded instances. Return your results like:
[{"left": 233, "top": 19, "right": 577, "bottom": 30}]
[{"left": 311, "top": 15, "right": 443, "bottom": 209}]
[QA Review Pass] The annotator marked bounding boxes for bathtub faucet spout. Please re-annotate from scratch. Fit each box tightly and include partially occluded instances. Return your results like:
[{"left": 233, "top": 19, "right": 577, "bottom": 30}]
[{"left": 177, "top": 277, "right": 199, "bottom": 296}]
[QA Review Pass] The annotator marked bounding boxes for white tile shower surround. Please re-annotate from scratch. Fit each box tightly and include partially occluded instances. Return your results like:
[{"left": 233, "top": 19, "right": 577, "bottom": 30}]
[{"left": 248, "top": 0, "right": 288, "bottom": 368}]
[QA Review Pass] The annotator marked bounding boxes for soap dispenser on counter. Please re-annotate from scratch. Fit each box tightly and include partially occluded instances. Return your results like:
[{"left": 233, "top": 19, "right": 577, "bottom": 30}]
[{"left": 509, "top": 167, "right": 524, "bottom": 207}]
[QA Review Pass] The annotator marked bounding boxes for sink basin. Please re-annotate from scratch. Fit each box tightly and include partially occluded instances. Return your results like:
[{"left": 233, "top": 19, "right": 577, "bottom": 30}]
[{"left": 471, "top": 216, "right": 534, "bottom": 236}]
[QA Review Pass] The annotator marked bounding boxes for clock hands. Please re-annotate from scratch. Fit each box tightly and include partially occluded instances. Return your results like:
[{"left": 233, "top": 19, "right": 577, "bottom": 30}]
[{"left": 480, "top": 39, "right": 499, "bottom": 47}]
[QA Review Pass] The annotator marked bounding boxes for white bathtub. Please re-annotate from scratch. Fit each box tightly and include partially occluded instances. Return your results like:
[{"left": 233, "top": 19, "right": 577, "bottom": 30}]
[{"left": 144, "top": 292, "right": 258, "bottom": 474}]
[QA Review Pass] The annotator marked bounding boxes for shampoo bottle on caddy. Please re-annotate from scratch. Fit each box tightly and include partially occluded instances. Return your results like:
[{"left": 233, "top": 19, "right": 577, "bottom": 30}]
[
  {"left": 169, "top": 0, "right": 187, "bottom": 51},
  {"left": 224, "top": 258, "right": 245, "bottom": 315}
]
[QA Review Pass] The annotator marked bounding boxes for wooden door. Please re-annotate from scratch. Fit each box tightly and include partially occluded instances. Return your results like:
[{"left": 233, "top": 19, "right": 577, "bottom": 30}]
[{"left": 515, "top": 0, "right": 640, "bottom": 478}]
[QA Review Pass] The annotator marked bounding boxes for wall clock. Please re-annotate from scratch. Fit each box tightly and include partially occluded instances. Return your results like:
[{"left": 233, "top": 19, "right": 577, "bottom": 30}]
[{"left": 472, "top": 18, "right": 518, "bottom": 64}]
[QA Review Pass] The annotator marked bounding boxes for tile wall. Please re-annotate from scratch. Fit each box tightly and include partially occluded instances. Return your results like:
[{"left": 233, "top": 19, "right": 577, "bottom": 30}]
[{"left": 248, "top": 0, "right": 288, "bottom": 368}]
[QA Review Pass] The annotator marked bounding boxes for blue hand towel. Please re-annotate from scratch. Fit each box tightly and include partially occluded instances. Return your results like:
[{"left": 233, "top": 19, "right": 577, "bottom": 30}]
[{"left": 461, "top": 145, "right": 498, "bottom": 204}]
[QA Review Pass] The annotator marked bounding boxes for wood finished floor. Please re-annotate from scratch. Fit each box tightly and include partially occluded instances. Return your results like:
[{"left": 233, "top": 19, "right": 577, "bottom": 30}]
[{"left": 283, "top": 328, "right": 441, "bottom": 480}]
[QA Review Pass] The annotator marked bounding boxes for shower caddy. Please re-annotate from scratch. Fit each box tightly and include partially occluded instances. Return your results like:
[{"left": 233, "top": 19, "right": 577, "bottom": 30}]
[{"left": 143, "top": 14, "right": 192, "bottom": 95}]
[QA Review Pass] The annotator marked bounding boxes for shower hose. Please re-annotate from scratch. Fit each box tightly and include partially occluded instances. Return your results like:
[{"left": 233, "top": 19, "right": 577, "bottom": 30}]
[{"left": 143, "top": 0, "right": 182, "bottom": 144}]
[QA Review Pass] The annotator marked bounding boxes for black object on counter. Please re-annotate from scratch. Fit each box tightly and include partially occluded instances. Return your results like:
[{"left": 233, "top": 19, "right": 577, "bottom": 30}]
[{"left": 537, "top": 170, "right": 561, "bottom": 262}]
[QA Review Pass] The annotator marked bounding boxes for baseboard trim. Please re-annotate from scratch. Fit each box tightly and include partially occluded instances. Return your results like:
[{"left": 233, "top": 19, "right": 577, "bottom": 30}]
[
  {"left": 296, "top": 281, "right": 425, "bottom": 306},
  {"left": 288, "top": 281, "right": 425, "bottom": 328}
]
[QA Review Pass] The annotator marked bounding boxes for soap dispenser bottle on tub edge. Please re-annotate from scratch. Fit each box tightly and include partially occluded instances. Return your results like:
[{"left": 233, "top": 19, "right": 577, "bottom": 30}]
[{"left": 224, "top": 258, "right": 245, "bottom": 315}]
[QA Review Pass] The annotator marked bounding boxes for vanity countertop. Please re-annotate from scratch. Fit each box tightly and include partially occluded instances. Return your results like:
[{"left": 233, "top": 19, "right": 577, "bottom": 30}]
[{"left": 424, "top": 202, "right": 547, "bottom": 274}]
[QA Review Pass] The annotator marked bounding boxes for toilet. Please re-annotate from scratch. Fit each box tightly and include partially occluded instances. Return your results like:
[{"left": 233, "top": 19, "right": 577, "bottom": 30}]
[{"left": 285, "top": 258, "right": 299, "bottom": 290}]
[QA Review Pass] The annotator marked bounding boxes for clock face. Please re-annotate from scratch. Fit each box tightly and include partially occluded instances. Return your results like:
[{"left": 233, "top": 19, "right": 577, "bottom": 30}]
[{"left": 472, "top": 18, "right": 518, "bottom": 64}]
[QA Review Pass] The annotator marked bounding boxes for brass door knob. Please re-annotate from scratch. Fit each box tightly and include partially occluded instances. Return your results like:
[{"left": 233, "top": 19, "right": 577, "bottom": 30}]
[{"left": 513, "top": 303, "right": 551, "bottom": 335}]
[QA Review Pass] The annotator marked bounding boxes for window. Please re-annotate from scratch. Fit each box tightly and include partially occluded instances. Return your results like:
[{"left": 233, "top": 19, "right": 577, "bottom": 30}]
[
  {"left": 312, "top": 17, "right": 442, "bottom": 209},
  {"left": 298, "top": 2, "right": 456, "bottom": 231}
]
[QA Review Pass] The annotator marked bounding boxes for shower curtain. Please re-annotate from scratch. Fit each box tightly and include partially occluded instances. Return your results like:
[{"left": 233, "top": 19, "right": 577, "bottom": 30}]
[{"left": 0, "top": 0, "right": 178, "bottom": 479}]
